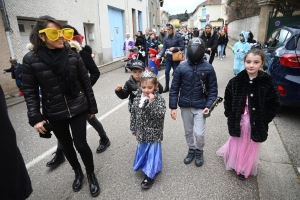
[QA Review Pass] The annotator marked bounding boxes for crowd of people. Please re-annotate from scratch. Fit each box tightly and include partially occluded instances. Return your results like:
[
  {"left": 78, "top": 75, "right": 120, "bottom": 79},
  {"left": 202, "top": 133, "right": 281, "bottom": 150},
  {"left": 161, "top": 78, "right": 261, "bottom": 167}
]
[{"left": 1, "top": 17, "right": 281, "bottom": 199}]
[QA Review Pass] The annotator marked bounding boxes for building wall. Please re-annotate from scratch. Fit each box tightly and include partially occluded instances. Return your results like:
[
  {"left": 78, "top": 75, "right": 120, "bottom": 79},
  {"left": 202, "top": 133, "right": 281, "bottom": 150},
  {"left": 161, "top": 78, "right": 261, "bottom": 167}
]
[
  {"left": 148, "top": 0, "right": 161, "bottom": 30},
  {"left": 0, "top": 14, "right": 17, "bottom": 94},
  {"left": 4, "top": 0, "right": 101, "bottom": 64},
  {"left": 228, "top": 15, "right": 260, "bottom": 41},
  {"left": 99, "top": 0, "right": 147, "bottom": 63},
  {"left": 160, "top": 12, "right": 168, "bottom": 28},
  {"left": 191, "top": 4, "right": 222, "bottom": 28}
]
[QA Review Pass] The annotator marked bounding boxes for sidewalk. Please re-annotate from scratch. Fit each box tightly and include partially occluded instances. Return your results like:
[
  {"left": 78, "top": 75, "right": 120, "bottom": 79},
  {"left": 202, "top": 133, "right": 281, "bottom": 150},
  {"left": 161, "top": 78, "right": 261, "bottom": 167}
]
[{"left": 5, "top": 58, "right": 124, "bottom": 107}]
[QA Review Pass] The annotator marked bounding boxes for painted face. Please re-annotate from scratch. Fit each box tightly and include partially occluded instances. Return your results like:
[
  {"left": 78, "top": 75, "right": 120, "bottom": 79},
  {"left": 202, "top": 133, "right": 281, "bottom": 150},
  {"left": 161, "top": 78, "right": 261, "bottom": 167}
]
[
  {"left": 39, "top": 22, "right": 64, "bottom": 49},
  {"left": 244, "top": 53, "right": 264, "bottom": 77},
  {"left": 141, "top": 79, "right": 157, "bottom": 97},
  {"left": 130, "top": 69, "right": 144, "bottom": 81}
]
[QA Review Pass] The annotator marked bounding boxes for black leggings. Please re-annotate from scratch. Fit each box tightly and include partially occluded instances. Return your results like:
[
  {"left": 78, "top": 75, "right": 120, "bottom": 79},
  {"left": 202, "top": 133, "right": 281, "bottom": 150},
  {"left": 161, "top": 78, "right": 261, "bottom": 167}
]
[
  {"left": 57, "top": 115, "right": 108, "bottom": 150},
  {"left": 51, "top": 112, "right": 94, "bottom": 173}
]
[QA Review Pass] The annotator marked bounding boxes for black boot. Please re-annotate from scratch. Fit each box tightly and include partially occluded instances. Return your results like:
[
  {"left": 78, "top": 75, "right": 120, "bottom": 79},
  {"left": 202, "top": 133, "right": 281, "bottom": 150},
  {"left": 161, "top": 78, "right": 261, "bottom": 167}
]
[
  {"left": 46, "top": 150, "right": 65, "bottom": 168},
  {"left": 87, "top": 172, "right": 100, "bottom": 197},
  {"left": 184, "top": 149, "right": 195, "bottom": 164},
  {"left": 96, "top": 138, "right": 111, "bottom": 153},
  {"left": 72, "top": 167, "right": 84, "bottom": 192},
  {"left": 162, "top": 86, "right": 169, "bottom": 93},
  {"left": 141, "top": 175, "right": 154, "bottom": 189},
  {"left": 195, "top": 149, "right": 204, "bottom": 167}
]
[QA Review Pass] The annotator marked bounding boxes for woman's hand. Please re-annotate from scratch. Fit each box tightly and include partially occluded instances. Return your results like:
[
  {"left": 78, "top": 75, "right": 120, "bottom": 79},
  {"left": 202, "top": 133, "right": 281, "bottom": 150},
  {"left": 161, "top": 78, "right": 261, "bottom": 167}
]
[
  {"left": 169, "top": 47, "right": 174, "bottom": 51},
  {"left": 34, "top": 120, "right": 46, "bottom": 134},
  {"left": 88, "top": 114, "right": 95, "bottom": 119},
  {"left": 171, "top": 109, "right": 177, "bottom": 120}
]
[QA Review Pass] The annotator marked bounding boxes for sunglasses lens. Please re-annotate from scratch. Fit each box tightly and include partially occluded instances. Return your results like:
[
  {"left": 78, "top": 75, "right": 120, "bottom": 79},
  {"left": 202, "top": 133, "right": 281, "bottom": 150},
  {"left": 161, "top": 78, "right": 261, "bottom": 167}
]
[
  {"left": 45, "top": 28, "right": 59, "bottom": 41},
  {"left": 62, "top": 28, "right": 74, "bottom": 40}
]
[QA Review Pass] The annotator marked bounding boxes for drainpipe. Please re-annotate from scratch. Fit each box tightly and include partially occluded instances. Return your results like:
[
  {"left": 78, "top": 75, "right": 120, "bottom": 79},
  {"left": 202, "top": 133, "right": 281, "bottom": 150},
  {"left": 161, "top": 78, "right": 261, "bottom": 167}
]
[
  {"left": 0, "top": 0, "right": 14, "bottom": 58},
  {"left": 146, "top": 0, "right": 149, "bottom": 29}
]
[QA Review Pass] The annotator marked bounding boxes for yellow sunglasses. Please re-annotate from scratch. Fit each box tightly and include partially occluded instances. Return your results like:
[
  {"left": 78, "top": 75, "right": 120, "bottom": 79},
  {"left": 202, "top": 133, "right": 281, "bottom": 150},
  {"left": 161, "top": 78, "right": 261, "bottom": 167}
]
[{"left": 39, "top": 28, "right": 74, "bottom": 41}]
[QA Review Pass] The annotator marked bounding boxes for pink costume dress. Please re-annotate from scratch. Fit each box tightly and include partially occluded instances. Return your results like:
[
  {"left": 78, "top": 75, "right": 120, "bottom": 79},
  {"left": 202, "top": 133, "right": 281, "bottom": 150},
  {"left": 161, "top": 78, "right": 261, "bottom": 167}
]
[{"left": 216, "top": 97, "right": 261, "bottom": 178}]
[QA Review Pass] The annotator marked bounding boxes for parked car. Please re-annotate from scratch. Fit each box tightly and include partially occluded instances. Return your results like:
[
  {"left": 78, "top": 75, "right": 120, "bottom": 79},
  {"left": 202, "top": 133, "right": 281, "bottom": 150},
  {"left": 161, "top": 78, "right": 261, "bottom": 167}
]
[{"left": 264, "top": 23, "right": 300, "bottom": 107}]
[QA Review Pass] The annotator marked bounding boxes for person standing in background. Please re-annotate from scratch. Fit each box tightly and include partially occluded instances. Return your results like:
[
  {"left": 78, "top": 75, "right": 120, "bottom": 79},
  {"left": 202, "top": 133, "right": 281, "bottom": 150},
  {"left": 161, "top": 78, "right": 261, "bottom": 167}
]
[
  {"left": 157, "top": 23, "right": 184, "bottom": 93},
  {"left": 200, "top": 24, "right": 218, "bottom": 64},
  {"left": 3, "top": 58, "right": 23, "bottom": 96},
  {"left": 123, "top": 33, "right": 135, "bottom": 57}
]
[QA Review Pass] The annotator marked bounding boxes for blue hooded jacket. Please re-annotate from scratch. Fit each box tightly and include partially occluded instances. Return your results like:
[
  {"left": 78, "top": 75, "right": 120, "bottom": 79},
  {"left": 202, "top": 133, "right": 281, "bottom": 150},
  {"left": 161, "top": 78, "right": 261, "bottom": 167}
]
[
  {"left": 169, "top": 60, "right": 218, "bottom": 109},
  {"left": 232, "top": 31, "right": 251, "bottom": 76}
]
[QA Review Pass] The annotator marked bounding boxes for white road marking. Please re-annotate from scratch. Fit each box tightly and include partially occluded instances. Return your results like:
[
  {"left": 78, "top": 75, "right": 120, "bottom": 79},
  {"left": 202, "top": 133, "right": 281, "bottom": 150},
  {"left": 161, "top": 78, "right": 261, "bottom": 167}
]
[{"left": 26, "top": 74, "right": 165, "bottom": 169}]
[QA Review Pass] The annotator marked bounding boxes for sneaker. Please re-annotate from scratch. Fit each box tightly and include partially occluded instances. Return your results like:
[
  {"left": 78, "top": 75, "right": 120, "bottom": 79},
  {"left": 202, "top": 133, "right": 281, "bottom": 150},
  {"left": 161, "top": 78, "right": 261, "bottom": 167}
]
[
  {"left": 218, "top": 57, "right": 220, "bottom": 60},
  {"left": 195, "top": 149, "right": 203, "bottom": 167},
  {"left": 220, "top": 58, "right": 223, "bottom": 61},
  {"left": 223, "top": 55, "right": 226, "bottom": 58},
  {"left": 184, "top": 149, "right": 195, "bottom": 164}
]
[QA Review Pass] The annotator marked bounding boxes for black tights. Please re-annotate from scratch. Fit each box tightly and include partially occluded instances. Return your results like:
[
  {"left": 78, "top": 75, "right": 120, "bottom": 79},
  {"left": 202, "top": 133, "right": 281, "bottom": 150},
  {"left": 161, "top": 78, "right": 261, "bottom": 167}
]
[{"left": 51, "top": 112, "right": 94, "bottom": 173}]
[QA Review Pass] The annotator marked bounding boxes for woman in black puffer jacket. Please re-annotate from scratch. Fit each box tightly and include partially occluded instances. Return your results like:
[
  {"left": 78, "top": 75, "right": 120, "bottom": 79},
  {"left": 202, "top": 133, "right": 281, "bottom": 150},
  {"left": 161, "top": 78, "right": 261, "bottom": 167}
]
[{"left": 22, "top": 16, "right": 100, "bottom": 197}]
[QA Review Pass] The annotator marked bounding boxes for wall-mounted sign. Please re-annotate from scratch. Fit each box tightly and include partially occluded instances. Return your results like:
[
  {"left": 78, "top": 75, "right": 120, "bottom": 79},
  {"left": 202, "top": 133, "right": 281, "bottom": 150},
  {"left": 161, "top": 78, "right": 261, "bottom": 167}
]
[{"left": 275, "top": 21, "right": 280, "bottom": 26}]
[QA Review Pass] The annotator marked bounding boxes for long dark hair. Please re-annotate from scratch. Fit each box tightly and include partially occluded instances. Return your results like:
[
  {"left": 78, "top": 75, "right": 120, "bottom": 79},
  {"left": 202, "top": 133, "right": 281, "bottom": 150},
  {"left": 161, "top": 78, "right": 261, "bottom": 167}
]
[{"left": 30, "top": 15, "right": 62, "bottom": 53}]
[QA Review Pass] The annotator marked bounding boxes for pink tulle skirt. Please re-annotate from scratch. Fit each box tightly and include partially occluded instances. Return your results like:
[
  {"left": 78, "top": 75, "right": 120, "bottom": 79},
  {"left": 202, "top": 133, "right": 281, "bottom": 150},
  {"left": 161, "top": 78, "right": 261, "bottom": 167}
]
[{"left": 217, "top": 112, "right": 261, "bottom": 178}]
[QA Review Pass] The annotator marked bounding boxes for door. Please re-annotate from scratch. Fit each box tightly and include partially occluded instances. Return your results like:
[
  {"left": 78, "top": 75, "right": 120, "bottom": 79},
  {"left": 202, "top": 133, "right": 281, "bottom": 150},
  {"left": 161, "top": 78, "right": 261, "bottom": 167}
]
[{"left": 108, "top": 7, "right": 124, "bottom": 58}]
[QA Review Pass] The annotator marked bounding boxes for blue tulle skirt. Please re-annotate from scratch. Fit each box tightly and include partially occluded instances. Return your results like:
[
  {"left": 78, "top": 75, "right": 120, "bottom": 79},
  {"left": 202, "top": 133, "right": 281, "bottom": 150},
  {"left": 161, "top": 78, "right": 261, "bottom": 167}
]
[{"left": 133, "top": 142, "right": 162, "bottom": 179}]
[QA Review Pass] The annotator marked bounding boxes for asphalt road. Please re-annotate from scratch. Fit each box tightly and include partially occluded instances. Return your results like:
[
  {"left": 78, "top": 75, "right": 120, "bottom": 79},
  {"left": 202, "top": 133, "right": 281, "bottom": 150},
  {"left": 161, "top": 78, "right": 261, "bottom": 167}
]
[{"left": 6, "top": 49, "right": 300, "bottom": 199}]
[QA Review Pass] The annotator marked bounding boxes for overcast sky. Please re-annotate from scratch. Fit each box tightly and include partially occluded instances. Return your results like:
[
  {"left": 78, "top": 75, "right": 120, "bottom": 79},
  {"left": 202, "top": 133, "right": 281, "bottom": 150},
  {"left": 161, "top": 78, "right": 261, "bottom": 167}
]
[{"left": 162, "top": 0, "right": 205, "bottom": 15}]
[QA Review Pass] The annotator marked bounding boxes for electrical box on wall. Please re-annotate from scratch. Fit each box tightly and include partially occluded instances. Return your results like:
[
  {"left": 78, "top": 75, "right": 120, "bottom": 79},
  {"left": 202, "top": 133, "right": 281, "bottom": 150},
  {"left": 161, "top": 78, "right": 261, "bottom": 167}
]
[{"left": 89, "top": 33, "right": 95, "bottom": 41}]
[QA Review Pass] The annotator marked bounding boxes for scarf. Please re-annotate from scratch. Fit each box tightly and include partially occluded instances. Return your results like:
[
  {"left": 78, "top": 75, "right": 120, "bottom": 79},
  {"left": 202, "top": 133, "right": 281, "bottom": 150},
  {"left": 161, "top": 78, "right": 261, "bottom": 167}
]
[{"left": 37, "top": 44, "right": 79, "bottom": 97}]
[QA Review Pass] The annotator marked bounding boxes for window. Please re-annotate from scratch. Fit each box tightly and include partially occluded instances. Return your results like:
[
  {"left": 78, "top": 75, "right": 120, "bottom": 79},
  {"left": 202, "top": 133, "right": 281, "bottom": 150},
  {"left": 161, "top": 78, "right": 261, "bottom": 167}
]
[
  {"left": 297, "top": 36, "right": 300, "bottom": 50},
  {"left": 18, "top": 24, "right": 25, "bottom": 32},
  {"left": 269, "top": 29, "right": 292, "bottom": 48},
  {"left": 31, "top": 25, "right": 34, "bottom": 29},
  {"left": 153, "top": 14, "right": 156, "bottom": 25}
]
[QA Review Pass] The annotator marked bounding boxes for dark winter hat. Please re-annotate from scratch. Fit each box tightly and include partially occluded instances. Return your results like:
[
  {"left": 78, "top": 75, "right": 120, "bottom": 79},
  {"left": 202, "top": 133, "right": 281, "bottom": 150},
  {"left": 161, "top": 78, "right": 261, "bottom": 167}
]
[
  {"left": 39, "top": 123, "right": 53, "bottom": 139},
  {"left": 130, "top": 60, "right": 145, "bottom": 70}
]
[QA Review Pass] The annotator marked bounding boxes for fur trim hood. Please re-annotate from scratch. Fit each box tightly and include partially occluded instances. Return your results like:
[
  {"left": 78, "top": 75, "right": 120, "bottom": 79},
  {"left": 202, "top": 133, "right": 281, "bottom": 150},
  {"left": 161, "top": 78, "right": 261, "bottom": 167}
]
[
  {"left": 26, "top": 43, "right": 34, "bottom": 51},
  {"left": 68, "top": 40, "right": 82, "bottom": 52}
]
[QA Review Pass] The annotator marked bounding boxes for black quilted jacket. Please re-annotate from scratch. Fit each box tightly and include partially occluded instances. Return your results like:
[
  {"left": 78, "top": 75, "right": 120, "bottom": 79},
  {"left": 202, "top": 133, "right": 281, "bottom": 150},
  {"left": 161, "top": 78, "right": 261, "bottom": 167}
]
[
  {"left": 22, "top": 43, "right": 98, "bottom": 126},
  {"left": 224, "top": 70, "right": 280, "bottom": 142}
]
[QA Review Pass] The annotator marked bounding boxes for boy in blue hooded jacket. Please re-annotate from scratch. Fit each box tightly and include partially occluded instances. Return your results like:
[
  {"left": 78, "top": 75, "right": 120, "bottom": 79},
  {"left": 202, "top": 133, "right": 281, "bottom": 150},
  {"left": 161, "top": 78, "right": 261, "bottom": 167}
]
[{"left": 232, "top": 31, "right": 251, "bottom": 76}]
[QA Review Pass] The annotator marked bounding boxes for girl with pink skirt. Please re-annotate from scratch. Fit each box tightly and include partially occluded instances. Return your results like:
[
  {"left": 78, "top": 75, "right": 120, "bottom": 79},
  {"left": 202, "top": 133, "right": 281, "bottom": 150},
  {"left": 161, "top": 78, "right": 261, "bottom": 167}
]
[{"left": 217, "top": 49, "right": 280, "bottom": 180}]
